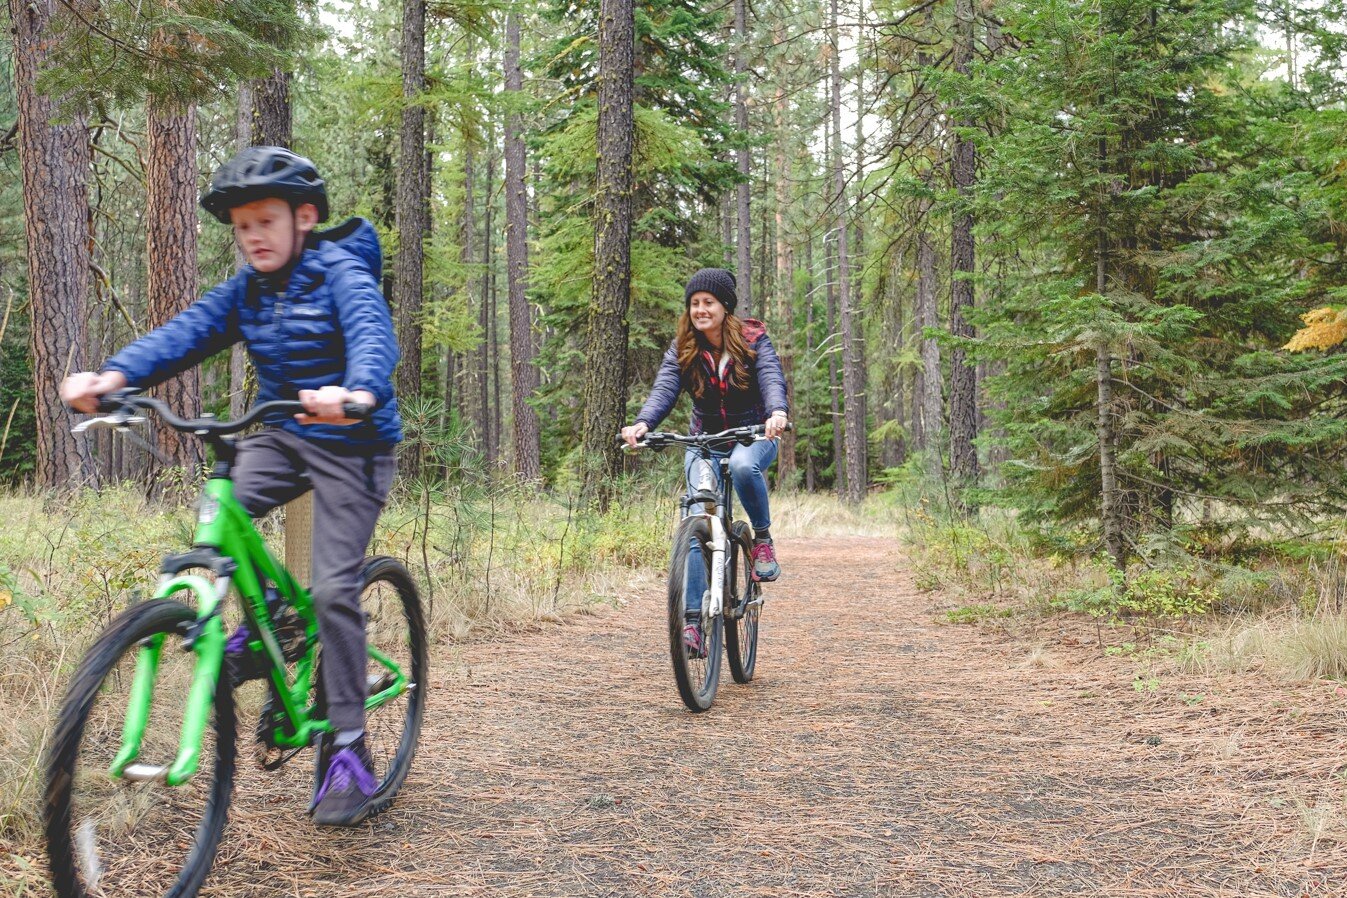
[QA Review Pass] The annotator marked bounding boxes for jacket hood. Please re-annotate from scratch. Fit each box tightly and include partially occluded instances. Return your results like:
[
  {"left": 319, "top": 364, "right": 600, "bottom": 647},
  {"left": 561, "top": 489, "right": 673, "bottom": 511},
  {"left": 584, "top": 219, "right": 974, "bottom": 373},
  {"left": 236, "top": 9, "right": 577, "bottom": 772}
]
[{"left": 311, "top": 217, "right": 383, "bottom": 282}]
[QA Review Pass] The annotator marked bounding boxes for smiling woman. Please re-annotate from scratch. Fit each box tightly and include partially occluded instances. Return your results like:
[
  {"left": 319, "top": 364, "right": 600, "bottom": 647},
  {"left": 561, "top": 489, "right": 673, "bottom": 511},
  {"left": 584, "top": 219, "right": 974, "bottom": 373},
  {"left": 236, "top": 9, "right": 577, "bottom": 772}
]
[{"left": 620, "top": 268, "right": 791, "bottom": 657}]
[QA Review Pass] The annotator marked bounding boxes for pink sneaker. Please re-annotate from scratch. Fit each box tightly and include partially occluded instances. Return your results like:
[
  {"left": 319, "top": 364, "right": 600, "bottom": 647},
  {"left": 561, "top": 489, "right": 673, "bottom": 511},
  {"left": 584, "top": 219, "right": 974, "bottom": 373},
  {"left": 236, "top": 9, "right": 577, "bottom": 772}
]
[
  {"left": 682, "top": 622, "right": 707, "bottom": 659},
  {"left": 751, "top": 540, "right": 780, "bottom": 582}
]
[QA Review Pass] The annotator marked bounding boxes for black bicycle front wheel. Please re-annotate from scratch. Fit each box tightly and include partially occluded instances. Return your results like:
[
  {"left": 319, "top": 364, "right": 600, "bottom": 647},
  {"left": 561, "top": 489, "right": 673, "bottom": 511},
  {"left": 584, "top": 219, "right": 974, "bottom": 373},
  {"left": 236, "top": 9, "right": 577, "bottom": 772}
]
[
  {"left": 668, "top": 516, "right": 723, "bottom": 712},
  {"left": 45, "top": 599, "right": 236, "bottom": 898},
  {"left": 354, "top": 556, "right": 428, "bottom": 816},
  {"left": 724, "top": 521, "right": 762, "bottom": 684}
]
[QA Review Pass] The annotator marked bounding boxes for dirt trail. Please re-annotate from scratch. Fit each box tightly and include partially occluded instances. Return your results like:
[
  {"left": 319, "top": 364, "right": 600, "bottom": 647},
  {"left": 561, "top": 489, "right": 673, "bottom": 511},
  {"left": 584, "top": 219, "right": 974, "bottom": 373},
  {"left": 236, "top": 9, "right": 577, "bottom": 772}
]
[{"left": 32, "top": 536, "right": 1347, "bottom": 896}]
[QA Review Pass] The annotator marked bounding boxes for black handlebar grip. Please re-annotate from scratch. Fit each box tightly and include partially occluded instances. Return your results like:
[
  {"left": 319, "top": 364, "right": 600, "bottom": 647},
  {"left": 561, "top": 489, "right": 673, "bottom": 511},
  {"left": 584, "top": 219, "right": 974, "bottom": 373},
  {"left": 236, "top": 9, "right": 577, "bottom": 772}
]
[
  {"left": 93, "top": 388, "right": 139, "bottom": 413},
  {"left": 340, "top": 402, "right": 373, "bottom": 421}
]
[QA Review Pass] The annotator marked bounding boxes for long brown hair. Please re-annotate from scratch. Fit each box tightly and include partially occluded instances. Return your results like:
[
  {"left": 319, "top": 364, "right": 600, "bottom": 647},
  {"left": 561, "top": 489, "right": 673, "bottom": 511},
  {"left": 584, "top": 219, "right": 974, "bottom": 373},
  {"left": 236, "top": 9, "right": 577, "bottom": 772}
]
[{"left": 676, "top": 311, "right": 757, "bottom": 399}]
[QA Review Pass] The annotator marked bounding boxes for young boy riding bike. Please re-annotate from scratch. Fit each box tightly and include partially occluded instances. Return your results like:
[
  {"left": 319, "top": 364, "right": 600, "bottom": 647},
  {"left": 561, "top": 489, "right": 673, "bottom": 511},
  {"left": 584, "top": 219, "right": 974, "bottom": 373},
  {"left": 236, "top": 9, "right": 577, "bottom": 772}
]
[{"left": 60, "top": 146, "right": 401, "bottom": 827}]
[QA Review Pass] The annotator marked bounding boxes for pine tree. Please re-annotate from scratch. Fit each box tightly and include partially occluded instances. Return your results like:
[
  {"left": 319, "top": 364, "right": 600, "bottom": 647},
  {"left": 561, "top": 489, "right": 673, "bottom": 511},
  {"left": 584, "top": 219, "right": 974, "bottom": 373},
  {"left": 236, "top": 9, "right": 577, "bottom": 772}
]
[{"left": 578, "top": 0, "right": 636, "bottom": 503}]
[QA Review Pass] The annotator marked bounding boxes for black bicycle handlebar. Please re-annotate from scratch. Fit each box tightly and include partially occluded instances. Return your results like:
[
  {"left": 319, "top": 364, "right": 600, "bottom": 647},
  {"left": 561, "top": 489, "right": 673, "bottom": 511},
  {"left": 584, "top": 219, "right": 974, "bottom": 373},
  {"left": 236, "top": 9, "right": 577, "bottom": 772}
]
[
  {"left": 617, "top": 422, "right": 793, "bottom": 451},
  {"left": 91, "top": 389, "right": 371, "bottom": 436}
]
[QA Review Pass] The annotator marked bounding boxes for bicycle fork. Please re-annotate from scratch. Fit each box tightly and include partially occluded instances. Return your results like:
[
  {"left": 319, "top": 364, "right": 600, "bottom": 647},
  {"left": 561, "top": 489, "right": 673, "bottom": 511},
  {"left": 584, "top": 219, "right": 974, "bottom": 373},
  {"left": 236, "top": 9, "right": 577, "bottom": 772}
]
[
  {"left": 110, "top": 573, "right": 230, "bottom": 787},
  {"left": 702, "top": 513, "right": 729, "bottom": 620}
]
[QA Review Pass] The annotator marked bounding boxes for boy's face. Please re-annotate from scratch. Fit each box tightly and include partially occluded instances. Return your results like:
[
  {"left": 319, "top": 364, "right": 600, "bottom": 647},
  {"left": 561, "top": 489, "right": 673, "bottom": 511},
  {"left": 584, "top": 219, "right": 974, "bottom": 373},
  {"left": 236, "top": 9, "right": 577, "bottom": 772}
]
[{"left": 229, "top": 197, "right": 318, "bottom": 273}]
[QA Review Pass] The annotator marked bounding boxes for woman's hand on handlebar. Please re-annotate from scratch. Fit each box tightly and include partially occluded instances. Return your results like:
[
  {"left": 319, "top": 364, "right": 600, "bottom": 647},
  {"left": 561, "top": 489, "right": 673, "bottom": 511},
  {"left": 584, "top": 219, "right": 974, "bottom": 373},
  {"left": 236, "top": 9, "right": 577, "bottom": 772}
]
[
  {"left": 296, "top": 386, "right": 374, "bottom": 425},
  {"left": 764, "top": 411, "right": 789, "bottom": 440},
  {"left": 621, "top": 421, "right": 649, "bottom": 448},
  {"left": 60, "top": 371, "right": 129, "bottom": 414}
]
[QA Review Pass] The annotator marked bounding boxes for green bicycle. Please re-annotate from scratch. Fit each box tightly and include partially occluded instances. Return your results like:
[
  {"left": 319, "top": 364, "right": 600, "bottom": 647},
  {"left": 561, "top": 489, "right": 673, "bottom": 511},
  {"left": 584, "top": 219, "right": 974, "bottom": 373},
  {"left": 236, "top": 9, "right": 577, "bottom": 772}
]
[{"left": 43, "top": 391, "right": 427, "bottom": 898}]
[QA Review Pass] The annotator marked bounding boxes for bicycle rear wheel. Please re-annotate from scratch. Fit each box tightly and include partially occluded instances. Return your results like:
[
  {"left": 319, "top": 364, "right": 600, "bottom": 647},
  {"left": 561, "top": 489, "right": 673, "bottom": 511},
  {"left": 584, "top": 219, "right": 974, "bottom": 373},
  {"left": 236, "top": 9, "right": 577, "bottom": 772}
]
[
  {"left": 45, "top": 599, "right": 235, "bottom": 898},
  {"left": 668, "top": 516, "right": 723, "bottom": 712},
  {"left": 334, "top": 556, "right": 427, "bottom": 817},
  {"left": 725, "top": 521, "right": 762, "bottom": 684}
]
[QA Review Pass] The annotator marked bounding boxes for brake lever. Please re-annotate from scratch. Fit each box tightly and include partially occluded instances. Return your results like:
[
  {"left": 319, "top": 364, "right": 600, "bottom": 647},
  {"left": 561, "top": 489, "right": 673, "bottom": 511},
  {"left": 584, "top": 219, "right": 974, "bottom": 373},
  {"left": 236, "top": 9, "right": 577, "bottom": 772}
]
[{"left": 72, "top": 411, "right": 146, "bottom": 434}]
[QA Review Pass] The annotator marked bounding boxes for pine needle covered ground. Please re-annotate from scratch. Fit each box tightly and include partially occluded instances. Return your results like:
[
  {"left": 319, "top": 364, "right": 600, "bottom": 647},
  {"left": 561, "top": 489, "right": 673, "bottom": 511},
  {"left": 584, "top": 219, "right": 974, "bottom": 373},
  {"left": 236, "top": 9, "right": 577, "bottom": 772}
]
[{"left": 4, "top": 531, "right": 1344, "bottom": 896}]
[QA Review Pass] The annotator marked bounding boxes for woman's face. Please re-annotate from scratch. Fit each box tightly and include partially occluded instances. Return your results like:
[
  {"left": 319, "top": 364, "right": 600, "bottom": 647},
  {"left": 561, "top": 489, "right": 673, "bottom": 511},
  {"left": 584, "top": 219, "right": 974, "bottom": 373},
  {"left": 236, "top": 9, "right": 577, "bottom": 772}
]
[{"left": 688, "top": 291, "right": 727, "bottom": 337}]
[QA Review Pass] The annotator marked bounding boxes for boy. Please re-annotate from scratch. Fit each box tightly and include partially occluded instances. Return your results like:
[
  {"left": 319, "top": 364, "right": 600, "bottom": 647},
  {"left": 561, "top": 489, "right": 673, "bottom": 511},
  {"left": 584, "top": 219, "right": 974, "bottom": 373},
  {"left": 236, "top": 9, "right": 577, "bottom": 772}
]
[{"left": 60, "top": 146, "right": 402, "bottom": 826}]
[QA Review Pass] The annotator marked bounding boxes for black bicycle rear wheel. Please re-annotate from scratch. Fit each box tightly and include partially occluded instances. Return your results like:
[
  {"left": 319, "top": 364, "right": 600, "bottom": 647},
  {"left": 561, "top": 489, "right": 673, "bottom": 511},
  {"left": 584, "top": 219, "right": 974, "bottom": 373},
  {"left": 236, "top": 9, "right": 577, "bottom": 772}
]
[
  {"left": 45, "top": 599, "right": 235, "bottom": 898},
  {"left": 353, "top": 556, "right": 428, "bottom": 816},
  {"left": 668, "top": 516, "right": 723, "bottom": 712},
  {"left": 724, "top": 521, "right": 762, "bottom": 684}
]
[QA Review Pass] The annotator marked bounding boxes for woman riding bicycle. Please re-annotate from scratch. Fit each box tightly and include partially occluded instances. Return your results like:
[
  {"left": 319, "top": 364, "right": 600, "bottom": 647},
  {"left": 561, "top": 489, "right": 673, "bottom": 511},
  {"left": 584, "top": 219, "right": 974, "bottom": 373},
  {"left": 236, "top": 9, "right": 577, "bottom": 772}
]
[{"left": 621, "top": 268, "right": 791, "bottom": 654}]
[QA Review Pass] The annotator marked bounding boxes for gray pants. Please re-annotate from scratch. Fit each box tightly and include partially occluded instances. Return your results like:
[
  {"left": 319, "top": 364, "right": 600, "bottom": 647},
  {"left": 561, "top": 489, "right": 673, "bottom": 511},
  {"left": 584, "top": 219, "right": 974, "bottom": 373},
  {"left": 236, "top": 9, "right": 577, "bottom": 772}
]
[{"left": 233, "top": 428, "right": 396, "bottom": 732}]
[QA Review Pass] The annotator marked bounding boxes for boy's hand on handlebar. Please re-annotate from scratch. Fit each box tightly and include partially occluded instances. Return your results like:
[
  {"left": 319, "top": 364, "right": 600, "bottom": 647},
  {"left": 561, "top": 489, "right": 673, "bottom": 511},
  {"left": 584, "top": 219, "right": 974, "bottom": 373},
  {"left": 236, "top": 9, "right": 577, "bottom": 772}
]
[
  {"left": 765, "top": 411, "right": 789, "bottom": 440},
  {"left": 60, "top": 371, "right": 128, "bottom": 414},
  {"left": 296, "top": 386, "right": 374, "bottom": 425},
  {"left": 621, "top": 422, "right": 649, "bottom": 448}
]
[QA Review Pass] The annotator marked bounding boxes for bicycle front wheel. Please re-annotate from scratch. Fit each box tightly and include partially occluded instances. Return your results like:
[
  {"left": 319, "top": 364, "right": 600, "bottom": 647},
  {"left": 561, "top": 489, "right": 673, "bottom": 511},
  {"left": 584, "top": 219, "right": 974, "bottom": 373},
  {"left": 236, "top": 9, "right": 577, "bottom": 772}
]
[
  {"left": 725, "top": 521, "right": 762, "bottom": 684},
  {"left": 45, "top": 599, "right": 236, "bottom": 898},
  {"left": 668, "top": 516, "right": 723, "bottom": 712}
]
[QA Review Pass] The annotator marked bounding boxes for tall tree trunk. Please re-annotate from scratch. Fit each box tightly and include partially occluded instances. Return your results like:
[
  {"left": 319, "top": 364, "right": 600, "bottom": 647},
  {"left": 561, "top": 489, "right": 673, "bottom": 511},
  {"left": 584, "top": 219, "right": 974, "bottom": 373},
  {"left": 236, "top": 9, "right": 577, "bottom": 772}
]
[
  {"left": 916, "top": 51, "right": 942, "bottom": 485},
  {"left": 457, "top": 140, "right": 478, "bottom": 442},
  {"left": 480, "top": 143, "right": 497, "bottom": 467},
  {"left": 11, "top": 0, "right": 95, "bottom": 488},
  {"left": 804, "top": 234, "right": 817, "bottom": 492},
  {"left": 1097, "top": 138, "right": 1125, "bottom": 569},
  {"left": 948, "top": 0, "right": 979, "bottom": 499},
  {"left": 489, "top": 179, "right": 502, "bottom": 470},
  {"left": 734, "top": 0, "right": 752, "bottom": 316},
  {"left": 831, "top": 0, "right": 864, "bottom": 502},
  {"left": 248, "top": 68, "right": 292, "bottom": 147},
  {"left": 230, "top": 86, "right": 253, "bottom": 420},
  {"left": 772, "top": 24, "right": 796, "bottom": 488},
  {"left": 145, "top": 92, "right": 204, "bottom": 488},
  {"left": 579, "top": 0, "right": 635, "bottom": 505},
  {"left": 395, "top": 0, "right": 427, "bottom": 410},
  {"left": 232, "top": 33, "right": 292, "bottom": 420},
  {"left": 506, "top": 10, "right": 541, "bottom": 480}
]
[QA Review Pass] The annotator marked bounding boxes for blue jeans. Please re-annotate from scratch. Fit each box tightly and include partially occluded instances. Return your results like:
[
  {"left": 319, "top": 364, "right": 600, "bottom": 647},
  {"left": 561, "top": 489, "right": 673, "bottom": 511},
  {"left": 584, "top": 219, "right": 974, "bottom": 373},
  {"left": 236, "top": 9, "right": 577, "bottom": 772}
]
[{"left": 682, "top": 439, "right": 778, "bottom": 614}]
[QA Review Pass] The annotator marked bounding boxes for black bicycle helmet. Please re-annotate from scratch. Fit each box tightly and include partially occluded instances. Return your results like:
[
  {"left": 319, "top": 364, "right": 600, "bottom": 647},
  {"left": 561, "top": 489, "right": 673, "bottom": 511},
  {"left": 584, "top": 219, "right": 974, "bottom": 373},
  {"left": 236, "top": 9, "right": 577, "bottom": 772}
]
[{"left": 200, "top": 146, "right": 330, "bottom": 223}]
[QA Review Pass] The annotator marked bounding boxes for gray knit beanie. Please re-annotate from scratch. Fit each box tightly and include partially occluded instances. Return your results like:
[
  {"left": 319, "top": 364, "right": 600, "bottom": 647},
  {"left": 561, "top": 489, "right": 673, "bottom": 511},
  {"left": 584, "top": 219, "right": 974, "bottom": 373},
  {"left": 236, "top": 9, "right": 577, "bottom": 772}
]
[{"left": 684, "top": 268, "right": 738, "bottom": 315}]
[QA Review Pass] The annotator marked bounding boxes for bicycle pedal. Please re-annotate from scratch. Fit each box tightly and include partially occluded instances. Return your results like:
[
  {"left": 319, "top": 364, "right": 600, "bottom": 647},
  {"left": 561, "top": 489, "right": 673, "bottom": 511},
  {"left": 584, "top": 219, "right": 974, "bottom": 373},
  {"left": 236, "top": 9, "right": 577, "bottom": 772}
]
[{"left": 121, "top": 764, "right": 170, "bottom": 783}]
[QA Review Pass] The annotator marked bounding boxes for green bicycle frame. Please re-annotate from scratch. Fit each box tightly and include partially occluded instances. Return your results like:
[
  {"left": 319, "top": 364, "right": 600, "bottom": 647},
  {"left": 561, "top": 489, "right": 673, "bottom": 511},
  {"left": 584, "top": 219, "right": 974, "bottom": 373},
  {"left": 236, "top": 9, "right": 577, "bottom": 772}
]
[{"left": 108, "top": 476, "right": 409, "bottom": 786}]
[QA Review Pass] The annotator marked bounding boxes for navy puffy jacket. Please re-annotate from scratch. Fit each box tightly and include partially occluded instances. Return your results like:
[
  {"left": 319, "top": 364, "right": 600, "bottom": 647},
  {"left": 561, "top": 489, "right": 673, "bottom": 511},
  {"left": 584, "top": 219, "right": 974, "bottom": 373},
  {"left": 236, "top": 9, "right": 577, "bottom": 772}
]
[
  {"left": 103, "top": 218, "right": 402, "bottom": 449},
  {"left": 634, "top": 320, "right": 789, "bottom": 434}
]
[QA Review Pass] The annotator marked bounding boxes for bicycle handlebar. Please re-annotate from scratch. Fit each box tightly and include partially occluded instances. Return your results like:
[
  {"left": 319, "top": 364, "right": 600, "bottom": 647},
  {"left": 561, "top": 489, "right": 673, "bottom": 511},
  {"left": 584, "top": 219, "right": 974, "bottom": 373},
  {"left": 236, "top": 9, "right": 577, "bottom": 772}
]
[
  {"left": 88, "top": 389, "right": 370, "bottom": 437},
  {"left": 617, "top": 422, "right": 793, "bottom": 452}
]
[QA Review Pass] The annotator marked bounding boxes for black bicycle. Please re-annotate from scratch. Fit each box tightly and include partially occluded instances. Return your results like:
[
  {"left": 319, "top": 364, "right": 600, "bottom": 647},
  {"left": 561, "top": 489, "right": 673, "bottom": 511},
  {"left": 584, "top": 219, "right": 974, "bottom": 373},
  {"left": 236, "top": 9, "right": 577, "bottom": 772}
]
[{"left": 624, "top": 424, "right": 785, "bottom": 712}]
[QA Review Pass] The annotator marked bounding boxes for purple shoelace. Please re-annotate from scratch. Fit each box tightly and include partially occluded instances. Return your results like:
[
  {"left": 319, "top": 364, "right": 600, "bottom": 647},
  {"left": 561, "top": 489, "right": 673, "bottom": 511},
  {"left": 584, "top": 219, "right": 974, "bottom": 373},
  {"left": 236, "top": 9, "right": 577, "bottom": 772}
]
[{"left": 313, "top": 748, "right": 378, "bottom": 804}]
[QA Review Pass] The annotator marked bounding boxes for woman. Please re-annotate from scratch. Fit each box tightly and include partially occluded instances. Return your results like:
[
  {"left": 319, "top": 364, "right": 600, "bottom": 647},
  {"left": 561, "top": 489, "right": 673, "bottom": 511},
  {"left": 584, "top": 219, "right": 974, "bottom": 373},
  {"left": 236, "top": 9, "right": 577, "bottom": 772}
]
[{"left": 621, "top": 268, "right": 790, "bottom": 656}]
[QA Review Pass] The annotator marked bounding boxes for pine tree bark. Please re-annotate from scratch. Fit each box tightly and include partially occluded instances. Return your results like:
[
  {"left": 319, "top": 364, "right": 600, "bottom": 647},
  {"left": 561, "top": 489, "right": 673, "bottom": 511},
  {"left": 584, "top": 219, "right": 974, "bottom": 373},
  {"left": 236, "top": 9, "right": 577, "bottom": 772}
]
[
  {"left": 1097, "top": 139, "right": 1125, "bottom": 569},
  {"left": 832, "top": 0, "right": 864, "bottom": 502},
  {"left": 11, "top": 0, "right": 95, "bottom": 489},
  {"left": 916, "top": 51, "right": 942, "bottom": 485},
  {"left": 480, "top": 144, "right": 497, "bottom": 467},
  {"left": 145, "top": 92, "right": 204, "bottom": 488},
  {"left": 232, "top": 30, "right": 291, "bottom": 420},
  {"left": 396, "top": 0, "right": 428, "bottom": 410},
  {"left": 249, "top": 68, "right": 292, "bottom": 147},
  {"left": 579, "top": 0, "right": 635, "bottom": 505},
  {"left": 772, "top": 23, "right": 796, "bottom": 488},
  {"left": 948, "top": 0, "right": 979, "bottom": 498},
  {"left": 734, "top": 0, "right": 752, "bottom": 317},
  {"left": 457, "top": 140, "right": 478, "bottom": 441},
  {"left": 505, "top": 9, "right": 541, "bottom": 481}
]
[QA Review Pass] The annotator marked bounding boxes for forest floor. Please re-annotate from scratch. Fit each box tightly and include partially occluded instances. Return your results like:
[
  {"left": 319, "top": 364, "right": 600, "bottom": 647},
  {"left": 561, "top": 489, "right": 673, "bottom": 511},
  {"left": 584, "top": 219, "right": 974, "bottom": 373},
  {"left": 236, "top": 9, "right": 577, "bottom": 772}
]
[{"left": 7, "top": 534, "right": 1347, "bottom": 896}]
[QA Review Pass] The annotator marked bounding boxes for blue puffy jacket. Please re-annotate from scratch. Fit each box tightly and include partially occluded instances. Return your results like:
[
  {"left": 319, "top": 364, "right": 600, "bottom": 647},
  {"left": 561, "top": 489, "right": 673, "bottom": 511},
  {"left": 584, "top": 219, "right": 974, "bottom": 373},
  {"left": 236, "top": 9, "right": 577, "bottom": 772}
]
[
  {"left": 634, "top": 319, "right": 789, "bottom": 434},
  {"left": 103, "top": 218, "right": 402, "bottom": 449}
]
